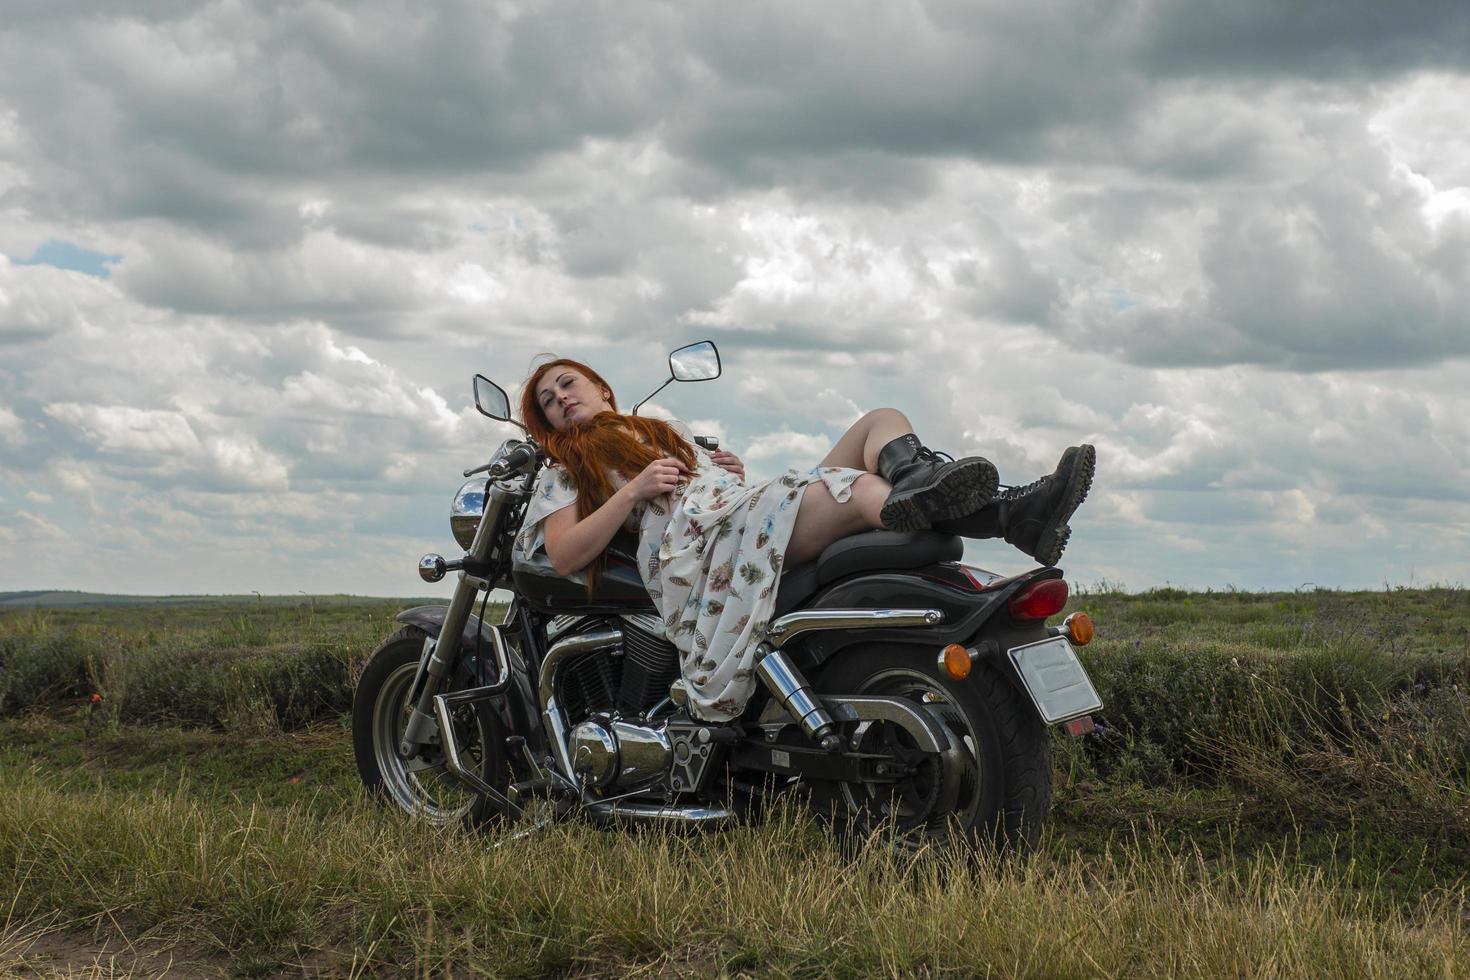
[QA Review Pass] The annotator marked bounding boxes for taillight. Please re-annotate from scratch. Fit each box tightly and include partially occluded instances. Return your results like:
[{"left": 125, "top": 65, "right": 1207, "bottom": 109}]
[{"left": 1008, "top": 578, "right": 1069, "bottom": 620}]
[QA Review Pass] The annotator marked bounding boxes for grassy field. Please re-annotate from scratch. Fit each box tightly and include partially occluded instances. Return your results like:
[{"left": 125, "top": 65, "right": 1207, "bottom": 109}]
[{"left": 2, "top": 588, "right": 1468, "bottom": 976}]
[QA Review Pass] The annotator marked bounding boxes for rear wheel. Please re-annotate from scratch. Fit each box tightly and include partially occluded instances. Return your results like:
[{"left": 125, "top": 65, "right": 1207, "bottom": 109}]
[
  {"left": 812, "top": 644, "right": 1052, "bottom": 852},
  {"left": 352, "top": 626, "right": 513, "bottom": 826}
]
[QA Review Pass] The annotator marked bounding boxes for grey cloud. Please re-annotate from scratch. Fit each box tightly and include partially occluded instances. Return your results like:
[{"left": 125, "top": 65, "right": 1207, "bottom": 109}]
[
  {"left": 0, "top": 262, "right": 105, "bottom": 345},
  {"left": 1141, "top": 0, "right": 1470, "bottom": 79},
  {"left": 0, "top": 2, "right": 686, "bottom": 228},
  {"left": 950, "top": 218, "right": 1057, "bottom": 326},
  {"left": 1040, "top": 102, "right": 1470, "bottom": 371},
  {"left": 4, "top": 1, "right": 1470, "bottom": 594},
  {"left": 7, "top": 0, "right": 1468, "bottom": 246},
  {"left": 111, "top": 228, "right": 427, "bottom": 325},
  {"left": 671, "top": 2, "right": 1140, "bottom": 179}
]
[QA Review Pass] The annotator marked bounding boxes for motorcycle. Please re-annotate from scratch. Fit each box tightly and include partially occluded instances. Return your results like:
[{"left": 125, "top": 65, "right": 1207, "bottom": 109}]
[{"left": 352, "top": 341, "right": 1103, "bottom": 850}]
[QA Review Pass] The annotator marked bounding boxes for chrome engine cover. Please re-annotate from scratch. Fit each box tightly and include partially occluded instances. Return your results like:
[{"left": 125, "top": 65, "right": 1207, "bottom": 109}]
[{"left": 569, "top": 717, "right": 672, "bottom": 792}]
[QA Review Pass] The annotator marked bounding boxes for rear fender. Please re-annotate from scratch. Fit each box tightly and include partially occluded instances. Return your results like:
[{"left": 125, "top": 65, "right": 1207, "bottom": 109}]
[
  {"left": 794, "top": 565, "right": 1062, "bottom": 702},
  {"left": 394, "top": 605, "right": 542, "bottom": 747}
]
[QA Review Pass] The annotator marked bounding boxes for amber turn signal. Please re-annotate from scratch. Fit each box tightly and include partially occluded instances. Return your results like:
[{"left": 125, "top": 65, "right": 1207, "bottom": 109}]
[
  {"left": 938, "top": 643, "right": 973, "bottom": 680},
  {"left": 1063, "top": 611, "right": 1094, "bottom": 646}
]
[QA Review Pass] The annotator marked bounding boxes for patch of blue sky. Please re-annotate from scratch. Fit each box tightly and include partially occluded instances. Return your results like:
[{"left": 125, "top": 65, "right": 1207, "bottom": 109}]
[
  {"left": 10, "top": 240, "right": 122, "bottom": 279},
  {"left": 1105, "top": 287, "right": 1139, "bottom": 312}
]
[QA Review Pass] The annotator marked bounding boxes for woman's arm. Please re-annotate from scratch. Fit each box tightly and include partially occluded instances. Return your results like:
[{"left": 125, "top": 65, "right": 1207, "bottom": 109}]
[{"left": 542, "top": 457, "right": 689, "bottom": 576}]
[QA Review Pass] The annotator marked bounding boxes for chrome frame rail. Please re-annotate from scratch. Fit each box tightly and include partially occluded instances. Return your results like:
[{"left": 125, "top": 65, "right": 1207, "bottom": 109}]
[
  {"left": 762, "top": 608, "right": 944, "bottom": 649},
  {"left": 431, "top": 685, "right": 517, "bottom": 812},
  {"left": 424, "top": 623, "right": 519, "bottom": 807},
  {"left": 755, "top": 695, "right": 951, "bottom": 752}
]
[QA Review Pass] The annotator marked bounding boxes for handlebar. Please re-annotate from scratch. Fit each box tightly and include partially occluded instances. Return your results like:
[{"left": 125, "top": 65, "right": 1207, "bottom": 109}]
[{"left": 489, "top": 441, "right": 538, "bottom": 478}]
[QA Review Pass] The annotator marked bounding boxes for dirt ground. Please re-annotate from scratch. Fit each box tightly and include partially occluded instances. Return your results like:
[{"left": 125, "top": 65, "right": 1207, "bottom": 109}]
[{"left": 0, "top": 920, "right": 344, "bottom": 979}]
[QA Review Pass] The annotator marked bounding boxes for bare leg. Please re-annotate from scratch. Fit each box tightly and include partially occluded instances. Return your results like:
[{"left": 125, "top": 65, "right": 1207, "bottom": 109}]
[
  {"left": 819, "top": 408, "right": 913, "bottom": 471},
  {"left": 785, "top": 407, "right": 937, "bottom": 567},
  {"left": 784, "top": 474, "right": 890, "bottom": 567}
]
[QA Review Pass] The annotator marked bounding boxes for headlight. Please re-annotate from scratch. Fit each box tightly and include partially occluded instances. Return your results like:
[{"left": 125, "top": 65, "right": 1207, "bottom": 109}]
[{"left": 450, "top": 477, "right": 489, "bottom": 550}]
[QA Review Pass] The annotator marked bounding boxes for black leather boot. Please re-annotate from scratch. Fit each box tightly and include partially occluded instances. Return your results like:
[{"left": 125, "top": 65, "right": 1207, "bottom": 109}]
[
  {"left": 875, "top": 434, "right": 999, "bottom": 532},
  {"left": 934, "top": 444, "right": 1096, "bottom": 566}
]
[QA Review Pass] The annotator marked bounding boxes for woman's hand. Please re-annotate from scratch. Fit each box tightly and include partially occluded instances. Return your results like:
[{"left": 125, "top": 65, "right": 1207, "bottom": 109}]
[
  {"left": 625, "top": 457, "right": 690, "bottom": 503},
  {"left": 711, "top": 449, "right": 745, "bottom": 481}
]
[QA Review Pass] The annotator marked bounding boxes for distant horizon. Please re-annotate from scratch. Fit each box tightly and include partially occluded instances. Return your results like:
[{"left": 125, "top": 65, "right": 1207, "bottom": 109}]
[{"left": 5, "top": 578, "right": 1466, "bottom": 610}]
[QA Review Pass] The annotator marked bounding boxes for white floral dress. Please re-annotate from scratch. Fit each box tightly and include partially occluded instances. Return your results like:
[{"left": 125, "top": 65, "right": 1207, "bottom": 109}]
[{"left": 512, "top": 422, "right": 865, "bottom": 722}]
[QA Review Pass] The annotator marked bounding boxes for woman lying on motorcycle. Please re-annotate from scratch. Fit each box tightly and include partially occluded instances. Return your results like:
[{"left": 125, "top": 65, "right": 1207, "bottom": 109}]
[{"left": 512, "top": 356, "right": 1095, "bottom": 724}]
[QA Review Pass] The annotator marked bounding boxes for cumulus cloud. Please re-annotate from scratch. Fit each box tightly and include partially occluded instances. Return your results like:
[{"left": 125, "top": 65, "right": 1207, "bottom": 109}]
[
  {"left": 0, "top": 408, "right": 23, "bottom": 446},
  {"left": 2, "top": 0, "right": 1469, "bottom": 593}
]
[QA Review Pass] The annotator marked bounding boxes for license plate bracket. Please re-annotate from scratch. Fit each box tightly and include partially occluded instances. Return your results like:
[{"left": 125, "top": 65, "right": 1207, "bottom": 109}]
[{"left": 1007, "top": 635, "right": 1103, "bottom": 724}]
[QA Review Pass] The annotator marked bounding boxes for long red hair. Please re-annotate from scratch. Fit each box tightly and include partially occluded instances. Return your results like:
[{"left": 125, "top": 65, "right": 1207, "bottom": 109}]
[{"left": 520, "top": 357, "right": 695, "bottom": 586}]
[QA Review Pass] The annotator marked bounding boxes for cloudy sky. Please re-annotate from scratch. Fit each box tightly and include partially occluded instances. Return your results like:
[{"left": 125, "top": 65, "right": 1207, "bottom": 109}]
[{"left": 3, "top": 1, "right": 1469, "bottom": 597}]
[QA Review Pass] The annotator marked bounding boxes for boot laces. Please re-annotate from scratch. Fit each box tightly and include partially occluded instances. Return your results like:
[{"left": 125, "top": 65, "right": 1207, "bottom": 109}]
[
  {"left": 912, "top": 446, "right": 954, "bottom": 464},
  {"left": 997, "top": 476, "right": 1047, "bottom": 500}
]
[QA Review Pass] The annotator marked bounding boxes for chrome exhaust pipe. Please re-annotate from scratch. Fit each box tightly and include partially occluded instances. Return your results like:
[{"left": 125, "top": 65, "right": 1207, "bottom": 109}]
[
  {"left": 756, "top": 608, "right": 944, "bottom": 752},
  {"left": 538, "top": 628, "right": 624, "bottom": 791},
  {"left": 584, "top": 801, "right": 737, "bottom": 829},
  {"left": 755, "top": 648, "right": 842, "bottom": 751}
]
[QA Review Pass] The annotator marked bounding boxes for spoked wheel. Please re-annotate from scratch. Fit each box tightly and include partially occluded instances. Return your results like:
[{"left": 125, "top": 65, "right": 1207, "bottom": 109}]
[
  {"left": 813, "top": 644, "right": 1052, "bottom": 852},
  {"left": 352, "top": 626, "right": 512, "bottom": 827}
]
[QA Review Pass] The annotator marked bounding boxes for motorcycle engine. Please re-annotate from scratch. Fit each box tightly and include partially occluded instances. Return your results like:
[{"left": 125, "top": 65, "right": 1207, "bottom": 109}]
[
  {"left": 555, "top": 613, "right": 683, "bottom": 794},
  {"left": 569, "top": 716, "right": 672, "bottom": 790},
  {"left": 555, "top": 613, "right": 679, "bottom": 721}
]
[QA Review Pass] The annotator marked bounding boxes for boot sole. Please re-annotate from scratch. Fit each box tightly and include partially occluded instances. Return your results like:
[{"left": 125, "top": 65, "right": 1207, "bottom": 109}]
[
  {"left": 880, "top": 458, "right": 999, "bottom": 532},
  {"left": 1033, "top": 445, "right": 1095, "bottom": 567}
]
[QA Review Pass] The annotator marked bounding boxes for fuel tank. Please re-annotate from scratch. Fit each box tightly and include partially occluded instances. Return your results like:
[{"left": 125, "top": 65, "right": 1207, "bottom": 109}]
[{"left": 512, "top": 530, "right": 657, "bottom": 615}]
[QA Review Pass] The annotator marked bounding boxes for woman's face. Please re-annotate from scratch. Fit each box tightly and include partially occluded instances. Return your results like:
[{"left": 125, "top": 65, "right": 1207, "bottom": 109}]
[{"left": 535, "top": 366, "right": 614, "bottom": 431}]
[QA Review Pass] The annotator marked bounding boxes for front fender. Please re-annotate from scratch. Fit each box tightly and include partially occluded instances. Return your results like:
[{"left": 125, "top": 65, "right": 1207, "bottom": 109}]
[{"left": 394, "top": 604, "right": 542, "bottom": 747}]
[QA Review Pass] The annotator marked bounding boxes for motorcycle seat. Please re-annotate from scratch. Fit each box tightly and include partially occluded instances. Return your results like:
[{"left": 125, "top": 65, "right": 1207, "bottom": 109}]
[{"left": 773, "top": 529, "right": 963, "bottom": 616}]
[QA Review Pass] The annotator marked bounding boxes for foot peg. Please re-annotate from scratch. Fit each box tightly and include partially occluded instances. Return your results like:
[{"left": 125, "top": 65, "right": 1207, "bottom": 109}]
[{"left": 756, "top": 648, "right": 844, "bottom": 753}]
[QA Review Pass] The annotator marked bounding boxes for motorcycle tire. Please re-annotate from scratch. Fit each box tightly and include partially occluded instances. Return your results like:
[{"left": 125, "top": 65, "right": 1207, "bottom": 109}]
[
  {"left": 810, "top": 644, "right": 1052, "bottom": 853},
  {"left": 352, "top": 625, "right": 512, "bottom": 827}
]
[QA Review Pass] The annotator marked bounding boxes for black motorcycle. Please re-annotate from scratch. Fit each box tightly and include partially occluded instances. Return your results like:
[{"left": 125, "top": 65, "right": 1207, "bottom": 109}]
[{"left": 352, "top": 341, "right": 1102, "bottom": 850}]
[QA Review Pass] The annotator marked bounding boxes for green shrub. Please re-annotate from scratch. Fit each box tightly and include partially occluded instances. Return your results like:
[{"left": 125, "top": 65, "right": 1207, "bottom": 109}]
[
  {"left": 0, "top": 607, "right": 361, "bottom": 732},
  {"left": 1075, "top": 637, "right": 1470, "bottom": 785},
  {"left": 102, "top": 643, "right": 355, "bottom": 732},
  {"left": 0, "top": 629, "right": 100, "bottom": 715}
]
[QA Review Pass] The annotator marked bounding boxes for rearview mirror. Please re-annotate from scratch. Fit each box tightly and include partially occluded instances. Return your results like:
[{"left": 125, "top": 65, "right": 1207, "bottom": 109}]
[
  {"left": 669, "top": 341, "right": 721, "bottom": 382},
  {"left": 472, "top": 375, "right": 512, "bottom": 421}
]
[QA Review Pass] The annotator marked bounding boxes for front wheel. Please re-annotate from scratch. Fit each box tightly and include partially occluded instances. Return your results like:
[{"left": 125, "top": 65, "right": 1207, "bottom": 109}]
[
  {"left": 812, "top": 644, "right": 1052, "bottom": 852},
  {"left": 352, "top": 626, "right": 512, "bottom": 826}
]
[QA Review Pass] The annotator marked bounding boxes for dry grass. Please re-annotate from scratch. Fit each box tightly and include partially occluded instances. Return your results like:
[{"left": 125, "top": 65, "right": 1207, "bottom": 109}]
[
  {"left": 5, "top": 591, "right": 1470, "bottom": 975},
  {"left": 1, "top": 770, "right": 1467, "bottom": 978}
]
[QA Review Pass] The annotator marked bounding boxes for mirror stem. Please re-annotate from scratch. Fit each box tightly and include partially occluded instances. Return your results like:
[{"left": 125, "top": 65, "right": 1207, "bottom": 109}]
[{"left": 630, "top": 375, "right": 673, "bottom": 417}]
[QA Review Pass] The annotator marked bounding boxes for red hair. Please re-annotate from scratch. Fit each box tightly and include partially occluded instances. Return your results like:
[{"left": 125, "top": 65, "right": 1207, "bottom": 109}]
[{"left": 520, "top": 357, "right": 696, "bottom": 588}]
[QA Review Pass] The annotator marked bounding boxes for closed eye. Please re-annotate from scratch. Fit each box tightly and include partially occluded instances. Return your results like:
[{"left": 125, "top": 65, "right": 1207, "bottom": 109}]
[{"left": 540, "top": 374, "right": 573, "bottom": 407}]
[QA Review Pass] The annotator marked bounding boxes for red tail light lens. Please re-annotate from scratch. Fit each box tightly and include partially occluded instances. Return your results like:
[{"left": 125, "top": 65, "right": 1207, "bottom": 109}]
[{"left": 1008, "top": 579, "right": 1069, "bottom": 620}]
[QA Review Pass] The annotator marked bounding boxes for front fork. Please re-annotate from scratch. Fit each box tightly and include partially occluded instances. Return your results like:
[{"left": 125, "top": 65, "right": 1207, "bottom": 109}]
[
  {"left": 399, "top": 635, "right": 460, "bottom": 756},
  {"left": 398, "top": 480, "right": 518, "bottom": 757}
]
